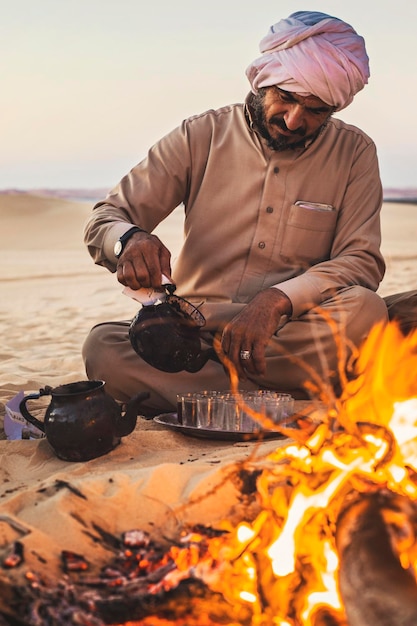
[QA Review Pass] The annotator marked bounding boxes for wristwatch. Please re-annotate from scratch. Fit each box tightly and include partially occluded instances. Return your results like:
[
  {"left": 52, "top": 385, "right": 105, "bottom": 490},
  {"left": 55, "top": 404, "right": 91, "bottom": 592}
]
[{"left": 114, "top": 226, "right": 145, "bottom": 258}]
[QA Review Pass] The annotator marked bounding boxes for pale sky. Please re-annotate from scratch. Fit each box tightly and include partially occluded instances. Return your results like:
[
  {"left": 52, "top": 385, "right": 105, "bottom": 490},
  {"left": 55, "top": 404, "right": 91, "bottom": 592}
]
[{"left": 2, "top": 0, "right": 416, "bottom": 190}]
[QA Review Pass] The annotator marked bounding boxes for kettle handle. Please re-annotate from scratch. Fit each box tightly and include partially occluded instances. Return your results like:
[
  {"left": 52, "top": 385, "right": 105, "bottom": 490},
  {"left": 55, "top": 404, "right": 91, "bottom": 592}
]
[{"left": 19, "top": 386, "right": 53, "bottom": 433}]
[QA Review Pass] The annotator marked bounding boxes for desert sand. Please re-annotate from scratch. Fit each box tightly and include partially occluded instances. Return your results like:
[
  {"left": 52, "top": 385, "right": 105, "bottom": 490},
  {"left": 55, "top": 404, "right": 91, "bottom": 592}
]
[{"left": 0, "top": 193, "right": 416, "bottom": 619}]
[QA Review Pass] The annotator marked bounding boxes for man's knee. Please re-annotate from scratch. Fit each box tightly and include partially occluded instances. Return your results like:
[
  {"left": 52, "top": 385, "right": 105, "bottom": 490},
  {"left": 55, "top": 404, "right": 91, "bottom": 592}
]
[
  {"left": 334, "top": 286, "right": 388, "bottom": 340},
  {"left": 82, "top": 327, "right": 104, "bottom": 384},
  {"left": 383, "top": 290, "right": 417, "bottom": 335},
  {"left": 82, "top": 322, "right": 130, "bottom": 380},
  {"left": 82, "top": 324, "right": 105, "bottom": 369}
]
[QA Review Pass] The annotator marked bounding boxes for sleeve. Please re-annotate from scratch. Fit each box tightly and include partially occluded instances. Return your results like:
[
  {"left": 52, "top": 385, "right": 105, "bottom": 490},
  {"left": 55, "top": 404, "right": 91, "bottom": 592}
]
[
  {"left": 274, "top": 140, "right": 385, "bottom": 318},
  {"left": 83, "top": 122, "right": 193, "bottom": 271}
]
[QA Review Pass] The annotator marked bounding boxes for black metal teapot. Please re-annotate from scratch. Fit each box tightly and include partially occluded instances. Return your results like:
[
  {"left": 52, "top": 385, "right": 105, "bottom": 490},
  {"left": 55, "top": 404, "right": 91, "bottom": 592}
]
[
  {"left": 128, "top": 284, "right": 218, "bottom": 373},
  {"left": 19, "top": 380, "right": 149, "bottom": 461}
]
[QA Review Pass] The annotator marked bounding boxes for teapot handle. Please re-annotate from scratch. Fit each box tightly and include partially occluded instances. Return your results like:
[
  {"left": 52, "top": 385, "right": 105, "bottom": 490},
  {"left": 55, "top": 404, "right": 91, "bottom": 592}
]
[{"left": 19, "top": 386, "right": 53, "bottom": 433}]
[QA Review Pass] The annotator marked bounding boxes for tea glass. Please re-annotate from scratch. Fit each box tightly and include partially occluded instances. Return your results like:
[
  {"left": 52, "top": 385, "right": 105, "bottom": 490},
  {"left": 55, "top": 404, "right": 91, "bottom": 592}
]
[
  {"left": 176, "top": 392, "right": 198, "bottom": 426},
  {"left": 176, "top": 390, "right": 294, "bottom": 432}
]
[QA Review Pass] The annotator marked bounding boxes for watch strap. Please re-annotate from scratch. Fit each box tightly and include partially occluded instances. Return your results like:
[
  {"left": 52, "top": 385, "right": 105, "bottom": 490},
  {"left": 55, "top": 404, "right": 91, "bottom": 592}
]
[{"left": 115, "top": 226, "right": 146, "bottom": 258}]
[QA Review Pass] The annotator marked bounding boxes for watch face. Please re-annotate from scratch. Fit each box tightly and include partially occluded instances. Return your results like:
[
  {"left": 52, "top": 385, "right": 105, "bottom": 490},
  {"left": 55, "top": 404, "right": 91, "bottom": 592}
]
[{"left": 114, "top": 240, "right": 123, "bottom": 257}]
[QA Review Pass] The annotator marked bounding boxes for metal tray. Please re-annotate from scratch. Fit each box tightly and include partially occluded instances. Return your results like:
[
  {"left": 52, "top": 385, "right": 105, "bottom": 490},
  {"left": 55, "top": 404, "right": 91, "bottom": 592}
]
[{"left": 153, "top": 412, "right": 287, "bottom": 442}]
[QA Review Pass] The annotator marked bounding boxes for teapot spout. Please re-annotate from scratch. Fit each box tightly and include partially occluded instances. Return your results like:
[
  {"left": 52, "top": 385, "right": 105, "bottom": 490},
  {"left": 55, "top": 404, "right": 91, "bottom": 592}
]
[{"left": 117, "top": 391, "right": 150, "bottom": 437}]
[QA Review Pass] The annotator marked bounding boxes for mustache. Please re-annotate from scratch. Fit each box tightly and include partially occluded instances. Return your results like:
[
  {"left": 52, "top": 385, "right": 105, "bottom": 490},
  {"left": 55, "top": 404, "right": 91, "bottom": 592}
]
[{"left": 270, "top": 116, "right": 306, "bottom": 137}]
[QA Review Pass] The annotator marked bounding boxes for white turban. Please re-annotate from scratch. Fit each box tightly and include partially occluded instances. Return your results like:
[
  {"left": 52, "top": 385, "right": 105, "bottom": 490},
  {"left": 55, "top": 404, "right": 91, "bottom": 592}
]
[{"left": 246, "top": 11, "right": 370, "bottom": 111}]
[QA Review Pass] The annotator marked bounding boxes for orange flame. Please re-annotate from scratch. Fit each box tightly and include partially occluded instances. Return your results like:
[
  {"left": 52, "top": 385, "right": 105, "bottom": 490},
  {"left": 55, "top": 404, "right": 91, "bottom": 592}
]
[{"left": 147, "top": 322, "right": 417, "bottom": 625}]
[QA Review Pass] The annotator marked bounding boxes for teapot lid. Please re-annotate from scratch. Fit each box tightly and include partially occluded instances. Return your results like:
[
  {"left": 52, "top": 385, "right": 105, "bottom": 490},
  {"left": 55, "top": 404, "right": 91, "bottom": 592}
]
[{"left": 165, "top": 294, "right": 205, "bottom": 328}]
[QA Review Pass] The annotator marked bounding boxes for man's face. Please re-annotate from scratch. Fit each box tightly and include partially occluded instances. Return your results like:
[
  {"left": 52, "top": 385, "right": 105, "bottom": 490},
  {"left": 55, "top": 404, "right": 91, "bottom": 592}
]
[{"left": 249, "top": 86, "right": 335, "bottom": 151}]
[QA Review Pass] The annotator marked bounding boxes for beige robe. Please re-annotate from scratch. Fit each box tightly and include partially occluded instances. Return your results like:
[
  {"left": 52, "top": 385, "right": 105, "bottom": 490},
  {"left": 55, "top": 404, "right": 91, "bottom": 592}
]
[{"left": 83, "top": 101, "right": 388, "bottom": 412}]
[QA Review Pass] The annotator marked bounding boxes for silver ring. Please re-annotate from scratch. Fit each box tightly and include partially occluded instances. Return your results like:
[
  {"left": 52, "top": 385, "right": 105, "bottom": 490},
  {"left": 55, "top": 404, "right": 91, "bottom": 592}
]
[{"left": 240, "top": 350, "right": 252, "bottom": 360}]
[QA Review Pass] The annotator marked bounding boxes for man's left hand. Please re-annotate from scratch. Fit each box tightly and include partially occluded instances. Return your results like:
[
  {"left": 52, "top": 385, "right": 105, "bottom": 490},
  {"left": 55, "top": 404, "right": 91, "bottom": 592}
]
[{"left": 220, "top": 288, "right": 292, "bottom": 379}]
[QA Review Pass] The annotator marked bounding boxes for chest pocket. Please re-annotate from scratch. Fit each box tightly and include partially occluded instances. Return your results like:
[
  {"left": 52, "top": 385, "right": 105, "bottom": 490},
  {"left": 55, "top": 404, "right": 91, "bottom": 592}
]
[{"left": 280, "top": 203, "right": 338, "bottom": 266}]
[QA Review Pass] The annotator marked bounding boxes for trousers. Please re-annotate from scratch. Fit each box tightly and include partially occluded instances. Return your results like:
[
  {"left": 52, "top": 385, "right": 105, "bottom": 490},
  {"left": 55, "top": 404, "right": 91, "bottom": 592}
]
[{"left": 82, "top": 285, "right": 389, "bottom": 416}]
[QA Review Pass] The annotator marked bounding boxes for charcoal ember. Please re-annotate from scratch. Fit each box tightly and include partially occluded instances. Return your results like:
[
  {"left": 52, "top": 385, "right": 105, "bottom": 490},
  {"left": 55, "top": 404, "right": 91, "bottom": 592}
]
[
  {"left": 94, "top": 577, "right": 253, "bottom": 625},
  {"left": 113, "top": 539, "right": 171, "bottom": 580},
  {"left": 6, "top": 575, "right": 252, "bottom": 625},
  {"left": 2, "top": 542, "right": 24, "bottom": 569},
  {"left": 112, "top": 550, "right": 175, "bottom": 585},
  {"left": 186, "top": 524, "right": 229, "bottom": 539},
  {"left": 1, "top": 525, "right": 252, "bottom": 625},
  {"left": 3, "top": 577, "right": 105, "bottom": 626},
  {"left": 61, "top": 551, "right": 89, "bottom": 573},
  {"left": 101, "top": 567, "right": 125, "bottom": 580}
]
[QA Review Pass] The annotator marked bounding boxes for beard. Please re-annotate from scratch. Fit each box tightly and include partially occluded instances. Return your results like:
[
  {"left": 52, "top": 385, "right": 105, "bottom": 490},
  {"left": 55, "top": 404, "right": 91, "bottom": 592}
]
[{"left": 247, "top": 89, "right": 327, "bottom": 152}]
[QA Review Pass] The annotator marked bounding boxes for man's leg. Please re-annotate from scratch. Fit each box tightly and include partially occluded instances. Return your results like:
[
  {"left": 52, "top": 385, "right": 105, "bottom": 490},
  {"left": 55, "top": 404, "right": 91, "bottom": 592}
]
[
  {"left": 82, "top": 286, "right": 388, "bottom": 413},
  {"left": 383, "top": 290, "right": 417, "bottom": 335},
  {"left": 82, "top": 321, "right": 251, "bottom": 415},
  {"left": 258, "top": 286, "right": 388, "bottom": 397}
]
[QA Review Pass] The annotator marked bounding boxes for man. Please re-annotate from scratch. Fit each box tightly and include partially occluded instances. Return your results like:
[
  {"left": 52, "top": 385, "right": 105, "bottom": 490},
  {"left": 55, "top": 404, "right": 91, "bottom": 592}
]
[{"left": 83, "top": 11, "right": 388, "bottom": 415}]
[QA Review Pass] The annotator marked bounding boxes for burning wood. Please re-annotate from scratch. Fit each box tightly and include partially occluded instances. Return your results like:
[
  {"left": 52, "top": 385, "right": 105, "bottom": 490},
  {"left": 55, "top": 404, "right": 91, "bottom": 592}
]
[
  {"left": 61, "top": 550, "right": 89, "bottom": 574},
  {"left": 337, "top": 492, "right": 417, "bottom": 626},
  {"left": 2, "top": 542, "right": 24, "bottom": 569}
]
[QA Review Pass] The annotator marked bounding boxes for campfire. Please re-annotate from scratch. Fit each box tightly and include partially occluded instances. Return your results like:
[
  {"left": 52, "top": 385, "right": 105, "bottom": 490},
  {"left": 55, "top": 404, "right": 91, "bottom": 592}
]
[{"left": 2, "top": 321, "right": 417, "bottom": 625}]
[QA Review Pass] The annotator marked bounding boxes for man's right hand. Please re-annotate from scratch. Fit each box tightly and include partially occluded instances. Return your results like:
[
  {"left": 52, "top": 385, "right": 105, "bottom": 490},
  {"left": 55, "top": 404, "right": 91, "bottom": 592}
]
[{"left": 116, "top": 231, "right": 173, "bottom": 290}]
